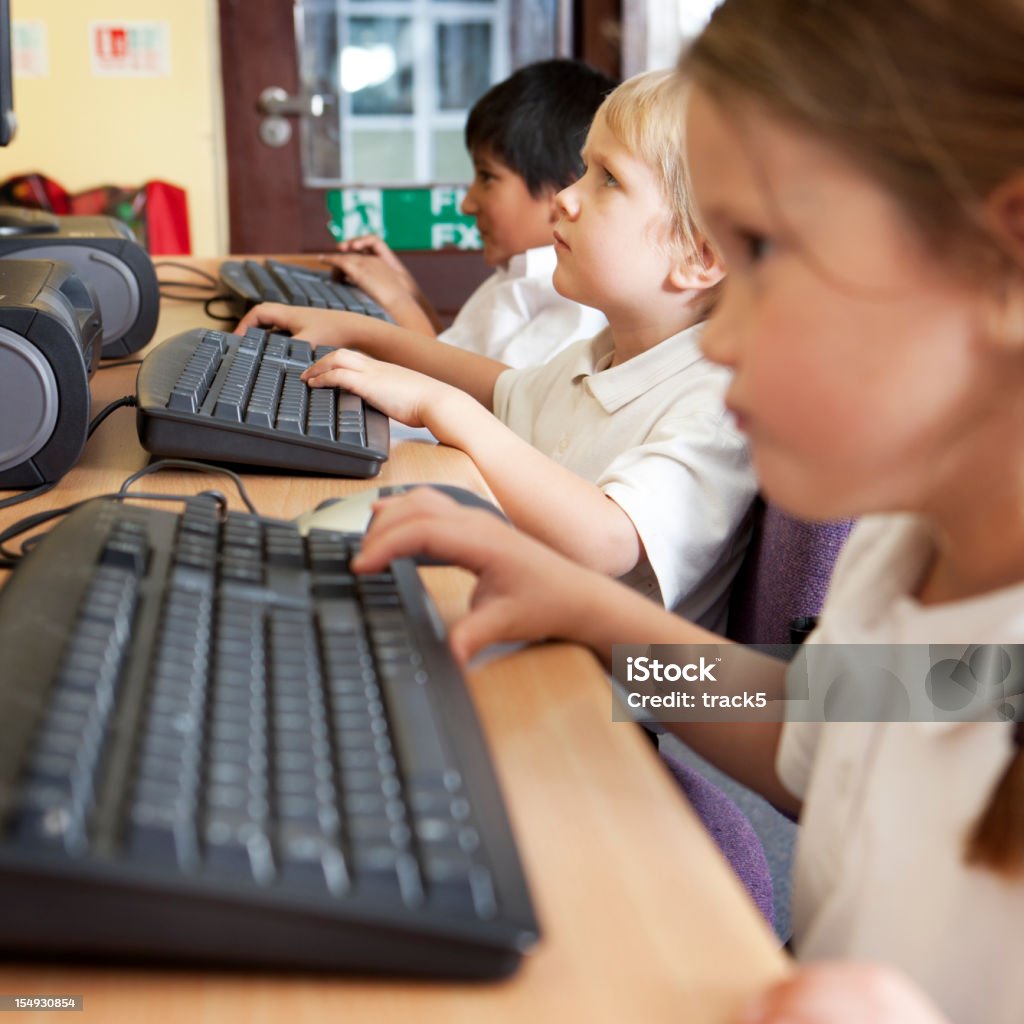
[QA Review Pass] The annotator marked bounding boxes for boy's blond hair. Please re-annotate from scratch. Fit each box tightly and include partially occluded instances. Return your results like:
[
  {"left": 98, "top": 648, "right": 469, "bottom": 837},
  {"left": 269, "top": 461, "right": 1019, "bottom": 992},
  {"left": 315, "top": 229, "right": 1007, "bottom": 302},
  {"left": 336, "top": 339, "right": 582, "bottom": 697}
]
[{"left": 599, "top": 69, "right": 707, "bottom": 268}]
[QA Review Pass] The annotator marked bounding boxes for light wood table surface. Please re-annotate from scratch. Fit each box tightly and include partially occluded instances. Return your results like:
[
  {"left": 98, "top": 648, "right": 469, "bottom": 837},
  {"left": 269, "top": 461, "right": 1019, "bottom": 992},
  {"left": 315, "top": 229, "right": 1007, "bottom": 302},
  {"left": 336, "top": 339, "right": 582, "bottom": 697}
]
[{"left": 0, "top": 258, "right": 788, "bottom": 1022}]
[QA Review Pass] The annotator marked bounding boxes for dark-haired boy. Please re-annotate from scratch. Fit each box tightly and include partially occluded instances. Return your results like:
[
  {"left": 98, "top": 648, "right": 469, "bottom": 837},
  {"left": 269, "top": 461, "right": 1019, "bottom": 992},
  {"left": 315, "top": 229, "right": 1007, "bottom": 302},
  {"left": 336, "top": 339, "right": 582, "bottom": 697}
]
[{"left": 328, "top": 59, "right": 614, "bottom": 367}]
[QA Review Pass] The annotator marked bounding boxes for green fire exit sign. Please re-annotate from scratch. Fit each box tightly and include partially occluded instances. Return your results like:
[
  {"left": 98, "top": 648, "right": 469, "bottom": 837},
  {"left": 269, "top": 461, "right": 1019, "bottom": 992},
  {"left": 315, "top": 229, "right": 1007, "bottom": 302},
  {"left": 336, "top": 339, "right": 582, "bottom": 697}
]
[{"left": 326, "top": 188, "right": 482, "bottom": 251}]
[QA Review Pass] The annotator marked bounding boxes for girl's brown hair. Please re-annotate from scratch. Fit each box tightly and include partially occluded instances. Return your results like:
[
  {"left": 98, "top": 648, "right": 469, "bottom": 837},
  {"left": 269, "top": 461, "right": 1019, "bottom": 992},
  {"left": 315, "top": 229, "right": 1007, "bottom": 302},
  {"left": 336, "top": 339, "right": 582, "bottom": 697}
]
[
  {"left": 681, "top": 0, "right": 1024, "bottom": 286},
  {"left": 682, "top": 0, "right": 1024, "bottom": 874}
]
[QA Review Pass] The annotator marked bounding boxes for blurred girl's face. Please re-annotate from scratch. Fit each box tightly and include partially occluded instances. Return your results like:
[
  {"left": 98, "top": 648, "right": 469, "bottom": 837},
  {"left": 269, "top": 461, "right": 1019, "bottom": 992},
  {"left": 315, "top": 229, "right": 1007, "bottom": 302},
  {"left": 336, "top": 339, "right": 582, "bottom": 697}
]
[{"left": 686, "top": 87, "right": 997, "bottom": 523}]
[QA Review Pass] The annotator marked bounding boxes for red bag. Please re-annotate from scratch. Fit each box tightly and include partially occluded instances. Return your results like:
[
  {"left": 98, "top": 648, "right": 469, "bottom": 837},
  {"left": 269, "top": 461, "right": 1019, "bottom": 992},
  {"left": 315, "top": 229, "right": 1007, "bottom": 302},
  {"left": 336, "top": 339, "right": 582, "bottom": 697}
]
[
  {"left": 143, "top": 180, "right": 191, "bottom": 255},
  {"left": 0, "top": 174, "right": 191, "bottom": 255},
  {"left": 0, "top": 172, "right": 70, "bottom": 213}
]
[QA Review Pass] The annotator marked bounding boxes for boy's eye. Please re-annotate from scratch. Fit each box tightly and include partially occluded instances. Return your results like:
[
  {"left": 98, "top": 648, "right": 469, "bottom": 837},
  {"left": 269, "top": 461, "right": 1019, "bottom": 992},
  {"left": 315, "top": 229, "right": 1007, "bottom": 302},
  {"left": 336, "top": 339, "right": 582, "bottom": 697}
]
[
  {"left": 586, "top": 160, "right": 617, "bottom": 187},
  {"left": 740, "top": 230, "right": 772, "bottom": 263}
]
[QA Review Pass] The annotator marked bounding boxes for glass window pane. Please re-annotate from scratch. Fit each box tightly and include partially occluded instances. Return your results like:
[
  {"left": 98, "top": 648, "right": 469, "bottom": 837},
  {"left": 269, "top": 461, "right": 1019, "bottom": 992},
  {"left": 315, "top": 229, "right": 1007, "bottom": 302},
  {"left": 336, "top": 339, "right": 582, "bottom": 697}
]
[
  {"left": 436, "top": 22, "right": 492, "bottom": 111},
  {"left": 298, "top": 2, "right": 342, "bottom": 183},
  {"left": 352, "top": 130, "right": 416, "bottom": 182},
  {"left": 344, "top": 17, "right": 414, "bottom": 115},
  {"left": 433, "top": 129, "right": 472, "bottom": 182}
]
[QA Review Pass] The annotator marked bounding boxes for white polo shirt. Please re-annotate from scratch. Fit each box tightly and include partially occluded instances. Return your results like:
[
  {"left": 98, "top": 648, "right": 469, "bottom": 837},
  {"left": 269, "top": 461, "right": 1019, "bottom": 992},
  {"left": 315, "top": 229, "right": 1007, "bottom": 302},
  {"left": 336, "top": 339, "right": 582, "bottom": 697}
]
[
  {"left": 779, "top": 515, "right": 1024, "bottom": 1024},
  {"left": 439, "top": 245, "right": 607, "bottom": 368},
  {"left": 492, "top": 322, "right": 755, "bottom": 629}
]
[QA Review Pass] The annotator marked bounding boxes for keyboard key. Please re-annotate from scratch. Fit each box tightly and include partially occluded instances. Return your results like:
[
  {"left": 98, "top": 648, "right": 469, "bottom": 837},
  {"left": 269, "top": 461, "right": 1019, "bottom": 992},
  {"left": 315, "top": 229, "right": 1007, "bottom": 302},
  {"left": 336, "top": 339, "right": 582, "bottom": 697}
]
[{"left": 243, "top": 260, "right": 286, "bottom": 303}]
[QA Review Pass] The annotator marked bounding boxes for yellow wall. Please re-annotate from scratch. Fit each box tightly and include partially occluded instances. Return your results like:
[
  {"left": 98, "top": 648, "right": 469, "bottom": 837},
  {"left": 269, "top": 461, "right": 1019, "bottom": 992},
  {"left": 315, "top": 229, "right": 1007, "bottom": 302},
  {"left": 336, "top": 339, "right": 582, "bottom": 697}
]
[{"left": 2, "top": 0, "right": 227, "bottom": 255}]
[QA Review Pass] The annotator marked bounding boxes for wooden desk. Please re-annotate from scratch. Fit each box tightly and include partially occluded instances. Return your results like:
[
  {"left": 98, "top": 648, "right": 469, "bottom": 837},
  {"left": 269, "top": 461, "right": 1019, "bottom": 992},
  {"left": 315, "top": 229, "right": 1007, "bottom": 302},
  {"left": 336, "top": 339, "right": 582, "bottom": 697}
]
[{"left": 0, "top": 261, "right": 787, "bottom": 1021}]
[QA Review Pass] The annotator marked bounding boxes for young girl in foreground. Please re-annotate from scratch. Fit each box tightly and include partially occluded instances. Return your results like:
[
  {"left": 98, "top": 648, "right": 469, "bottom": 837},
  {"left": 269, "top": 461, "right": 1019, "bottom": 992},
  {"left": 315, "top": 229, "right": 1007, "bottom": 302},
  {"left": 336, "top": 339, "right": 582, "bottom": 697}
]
[{"left": 350, "top": 1, "right": 1024, "bottom": 1021}]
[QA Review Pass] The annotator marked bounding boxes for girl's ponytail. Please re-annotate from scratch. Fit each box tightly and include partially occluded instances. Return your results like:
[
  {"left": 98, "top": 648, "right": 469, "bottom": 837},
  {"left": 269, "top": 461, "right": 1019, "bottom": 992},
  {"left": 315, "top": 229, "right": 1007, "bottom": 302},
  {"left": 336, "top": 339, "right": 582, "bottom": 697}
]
[{"left": 966, "top": 723, "right": 1024, "bottom": 875}]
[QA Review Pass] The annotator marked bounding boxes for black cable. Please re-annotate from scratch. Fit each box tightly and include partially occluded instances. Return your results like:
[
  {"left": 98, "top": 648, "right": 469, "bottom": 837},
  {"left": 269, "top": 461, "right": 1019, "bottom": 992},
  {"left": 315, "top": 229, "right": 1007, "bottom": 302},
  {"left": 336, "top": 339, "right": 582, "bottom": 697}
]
[
  {"left": 159, "top": 284, "right": 221, "bottom": 300},
  {"left": 0, "top": 490, "right": 222, "bottom": 568},
  {"left": 0, "top": 479, "right": 59, "bottom": 513},
  {"left": 0, "top": 458, "right": 260, "bottom": 568},
  {"left": 0, "top": 495, "right": 100, "bottom": 566},
  {"left": 118, "top": 458, "right": 258, "bottom": 515},
  {"left": 154, "top": 286, "right": 237, "bottom": 322},
  {"left": 87, "top": 395, "right": 137, "bottom": 438},
  {"left": 203, "top": 296, "right": 238, "bottom": 322},
  {"left": 158, "top": 283, "right": 219, "bottom": 295},
  {"left": 158, "top": 287, "right": 217, "bottom": 301},
  {"left": 157, "top": 281, "right": 218, "bottom": 294},
  {"left": 154, "top": 261, "right": 219, "bottom": 286},
  {"left": 155, "top": 261, "right": 233, "bottom": 311}
]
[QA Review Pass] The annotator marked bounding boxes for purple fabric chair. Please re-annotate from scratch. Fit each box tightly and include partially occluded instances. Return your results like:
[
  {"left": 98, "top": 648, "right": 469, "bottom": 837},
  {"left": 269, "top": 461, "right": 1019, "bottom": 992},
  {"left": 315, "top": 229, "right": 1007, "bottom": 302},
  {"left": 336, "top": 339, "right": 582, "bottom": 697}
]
[
  {"left": 660, "top": 752, "right": 775, "bottom": 926},
  {"left": 655, "top": 499, "right": 854, "bottom": 927},
  {"left": 726, "top": 498, "right": 855, "bottom": 645}
]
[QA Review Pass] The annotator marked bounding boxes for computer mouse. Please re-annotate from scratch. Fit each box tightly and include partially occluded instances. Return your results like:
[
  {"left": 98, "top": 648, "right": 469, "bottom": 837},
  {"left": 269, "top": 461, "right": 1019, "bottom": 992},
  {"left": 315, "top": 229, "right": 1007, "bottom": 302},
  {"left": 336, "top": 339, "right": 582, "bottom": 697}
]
[
  {"left": 294, "top": 483, "right": 506, "bottom": 565},
  {"left": 0, "top": 206, "right": 60, "bottom": 236}
]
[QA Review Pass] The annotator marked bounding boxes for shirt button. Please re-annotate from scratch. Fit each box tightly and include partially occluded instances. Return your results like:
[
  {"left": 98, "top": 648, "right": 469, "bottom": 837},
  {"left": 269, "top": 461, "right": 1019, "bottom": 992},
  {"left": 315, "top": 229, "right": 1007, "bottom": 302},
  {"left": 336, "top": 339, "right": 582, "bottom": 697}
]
[{"left": 557, "top": 437, "right": 569, "bottom": 453}]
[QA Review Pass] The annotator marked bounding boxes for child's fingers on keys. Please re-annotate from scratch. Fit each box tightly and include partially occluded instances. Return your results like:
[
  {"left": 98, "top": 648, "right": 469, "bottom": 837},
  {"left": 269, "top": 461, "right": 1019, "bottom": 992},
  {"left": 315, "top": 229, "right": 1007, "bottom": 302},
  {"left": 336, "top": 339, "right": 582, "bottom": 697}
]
[
  {"left": 327, "top": 254, "right": 375, "bottom": 286},
  {"left": 301, "top": 347, "right": 371, "bottom": 382},
  {"left": 302, "top": 366, "right": 367, "bottom": 392},
  {"left": 334, "top": 234, "right": 376, "bottom": 252},
  {"left": 354, "top": 503, "right": 501, "bottom": 575},
  {"left": 360, "top": 490, "right": 464, "bottom": 545},
  {"left": 234, "top": 302, "right": 291, "bottom": 334}
]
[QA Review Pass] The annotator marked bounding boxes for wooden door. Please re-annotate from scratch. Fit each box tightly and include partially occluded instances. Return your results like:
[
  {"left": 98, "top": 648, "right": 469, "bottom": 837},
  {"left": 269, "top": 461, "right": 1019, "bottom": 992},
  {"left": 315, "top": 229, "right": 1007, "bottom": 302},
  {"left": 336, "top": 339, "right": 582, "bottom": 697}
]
[
  {"left": 216, "top": 0, "right": 619, "bottom": 318},
  {"left": 218, "top": 0, "right": 333, "bottom": 255}
]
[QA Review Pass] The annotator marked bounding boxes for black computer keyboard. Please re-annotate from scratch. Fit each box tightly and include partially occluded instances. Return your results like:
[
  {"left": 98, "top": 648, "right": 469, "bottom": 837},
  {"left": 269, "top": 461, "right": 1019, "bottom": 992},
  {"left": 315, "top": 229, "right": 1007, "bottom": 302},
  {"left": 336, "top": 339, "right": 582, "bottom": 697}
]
[
  {"left": 220, "top": 258, "right": 393, "bottom": 320},
  {"left": 0, "top": 497, "right": 538, "bottom": 976},
  {"left": 136, "top": 327, "right": 390, "bottom": 477}
]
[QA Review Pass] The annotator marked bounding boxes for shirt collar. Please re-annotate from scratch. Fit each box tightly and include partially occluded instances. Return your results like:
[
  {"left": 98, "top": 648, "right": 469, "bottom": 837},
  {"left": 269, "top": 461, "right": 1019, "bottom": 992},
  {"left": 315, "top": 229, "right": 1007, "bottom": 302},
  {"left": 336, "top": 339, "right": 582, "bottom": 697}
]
[
  {"left": 569, "top": 322, "right": 707, "bottom": 413},
  {"left": 503, "top": 245, "right": 557, "bottom": 280}
]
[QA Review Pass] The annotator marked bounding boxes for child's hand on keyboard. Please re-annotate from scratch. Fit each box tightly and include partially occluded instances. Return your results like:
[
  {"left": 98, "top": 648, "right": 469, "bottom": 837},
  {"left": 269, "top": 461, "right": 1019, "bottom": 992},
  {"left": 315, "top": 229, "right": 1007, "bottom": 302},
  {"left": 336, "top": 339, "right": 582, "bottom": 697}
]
[
  {"left": 235, "top": 302, "right": 348, "bottom": 346},
  {"left": 333, "top": 233, "right": 417, "bottom": 291},
  {"left": 738, "top": 963, "right": 952, "bottom": 1024},
  {"left": 301, "top": 347, "right": 467, "bottom": 430},
  {"left": 321, "top": 253, "right": 437, "bottom": 335},
  {"left": 351, "top": 486, "right": 607, "bottom": 665},
  {"left": 322, "top": 251, "right": 412, "bottom": 311}
]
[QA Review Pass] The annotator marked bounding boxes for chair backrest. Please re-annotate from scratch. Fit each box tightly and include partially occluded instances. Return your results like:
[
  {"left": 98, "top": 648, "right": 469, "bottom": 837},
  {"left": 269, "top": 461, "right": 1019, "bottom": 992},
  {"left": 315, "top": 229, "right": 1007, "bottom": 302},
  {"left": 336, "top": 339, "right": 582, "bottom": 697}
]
[
  {"left": 659, "top": 752, "right": 775, "bottom": 927},
  {"left": 727, "top": 498, "right": 855, "bottom": 645}
]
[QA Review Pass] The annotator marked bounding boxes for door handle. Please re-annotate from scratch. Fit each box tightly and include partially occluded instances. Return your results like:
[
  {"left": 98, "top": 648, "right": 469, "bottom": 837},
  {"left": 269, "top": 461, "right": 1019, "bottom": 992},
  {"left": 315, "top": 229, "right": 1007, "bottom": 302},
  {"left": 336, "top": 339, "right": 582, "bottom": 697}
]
[
  {"left": 257, "top": 86, "right": 331, "bottom": 118},
  {"left": 256, "top": 86, "right": 334, "bottom": 148}
]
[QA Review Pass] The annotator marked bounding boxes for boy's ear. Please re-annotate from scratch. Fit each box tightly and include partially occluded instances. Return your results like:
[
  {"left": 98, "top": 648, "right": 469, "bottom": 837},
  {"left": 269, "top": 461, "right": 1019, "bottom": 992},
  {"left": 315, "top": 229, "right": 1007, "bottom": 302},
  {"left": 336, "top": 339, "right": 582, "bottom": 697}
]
[{"left": 667, "top": 239, "right": 726, "bottom": 292}]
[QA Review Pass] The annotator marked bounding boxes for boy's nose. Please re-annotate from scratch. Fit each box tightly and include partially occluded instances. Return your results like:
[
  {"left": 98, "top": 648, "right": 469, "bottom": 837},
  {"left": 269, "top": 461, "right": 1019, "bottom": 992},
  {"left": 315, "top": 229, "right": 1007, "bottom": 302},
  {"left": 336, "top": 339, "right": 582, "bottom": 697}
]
[
  {"left": 555, "top": 184, "right": 579, "bottom": 218},
  {"left": 461, "top": 187, "right": 479, "bottom": 216}
]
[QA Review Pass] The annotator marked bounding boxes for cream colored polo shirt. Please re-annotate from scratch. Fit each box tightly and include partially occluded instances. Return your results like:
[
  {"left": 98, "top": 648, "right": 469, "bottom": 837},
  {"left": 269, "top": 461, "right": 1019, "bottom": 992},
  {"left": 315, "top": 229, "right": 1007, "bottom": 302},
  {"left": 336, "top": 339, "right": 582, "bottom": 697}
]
[
  {"left": 780, "top": 515, "right": 1024, "bottom": 1024},
  {"left": 492, "top": 323, "right": 755, "bottom": 629},
  {"left": 439, "top": 245, "right": 607, "bottom": 368}
]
